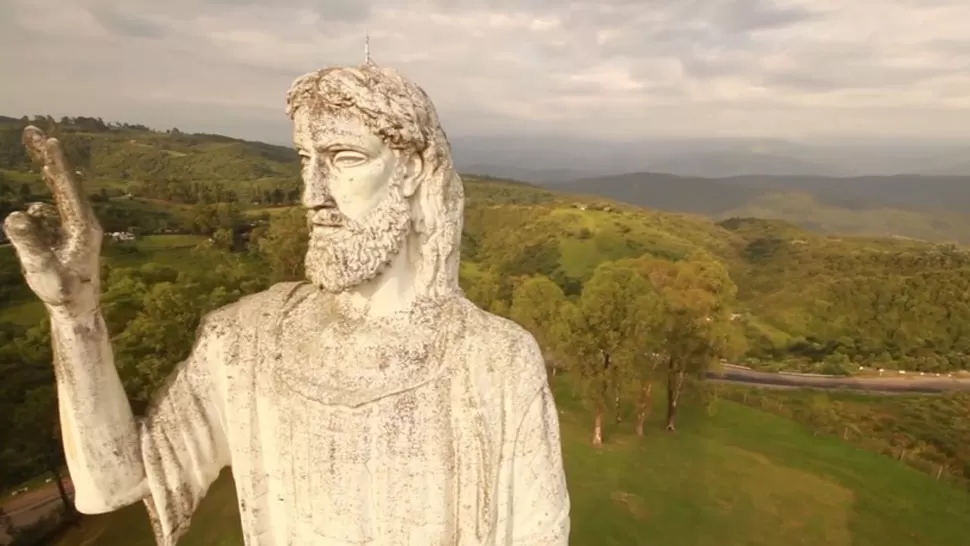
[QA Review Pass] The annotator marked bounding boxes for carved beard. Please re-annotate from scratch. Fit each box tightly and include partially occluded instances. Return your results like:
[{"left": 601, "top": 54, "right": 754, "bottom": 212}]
[{"left": 304, "top": 184, "right": 412, "bottom": 293}]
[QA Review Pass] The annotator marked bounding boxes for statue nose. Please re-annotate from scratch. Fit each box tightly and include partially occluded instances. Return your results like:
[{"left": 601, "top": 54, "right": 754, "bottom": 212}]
[{"left": 303, "top": 182, "right": 337, "bottom": 210}]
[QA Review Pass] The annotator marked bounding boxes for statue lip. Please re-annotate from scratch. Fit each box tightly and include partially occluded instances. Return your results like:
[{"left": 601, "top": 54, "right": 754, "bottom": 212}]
[
  {"left": 309, "top": 210, "right": 345, "bottom": 228},
  {"left": 311, "top": 220, "right": 343, "bottom": 228}
]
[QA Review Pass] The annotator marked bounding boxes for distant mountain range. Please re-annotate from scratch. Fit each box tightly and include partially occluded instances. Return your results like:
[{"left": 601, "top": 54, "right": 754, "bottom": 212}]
[
  {"left": 453, "top": 133, "right": 970, "bottom": 243},
  {"left": 452, "top": 136, "right": 970, "bottom": 181},
  {"left": 542, "top": 171, "right": 970, "bottom": 244},
  {"left": 553, "top": 172, "right": 970, "bottom": 214}
]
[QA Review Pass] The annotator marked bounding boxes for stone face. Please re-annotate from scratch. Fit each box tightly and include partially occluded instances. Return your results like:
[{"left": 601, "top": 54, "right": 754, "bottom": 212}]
[{"left": 6, "top": 63, "right": 570, "bottom": 545}]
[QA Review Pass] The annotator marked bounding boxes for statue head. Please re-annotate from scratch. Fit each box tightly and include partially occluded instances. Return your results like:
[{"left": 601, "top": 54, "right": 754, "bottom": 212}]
[{"left": 285, "top": 63, "right": 464, "bottom": 299}]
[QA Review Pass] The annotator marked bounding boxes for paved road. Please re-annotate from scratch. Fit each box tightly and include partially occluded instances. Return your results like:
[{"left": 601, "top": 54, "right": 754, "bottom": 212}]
[
  {"left": 0, "top": 480, "right": 73, "bottom": 545},
  {"left": 710, "top": 366, "right": 970, "bottom": 394}
]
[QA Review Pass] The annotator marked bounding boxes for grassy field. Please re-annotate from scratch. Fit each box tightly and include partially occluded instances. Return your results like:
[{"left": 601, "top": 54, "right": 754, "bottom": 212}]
[
  {"left": 243, "top": 205, "right": 295, "bottom": 218},
  {"left": 716, "top": 385, "right": 970, "bottom": 490},
  {"left": 49, "top": 384, "right": 970, "bottom": 546},
  {"left": 102, "top": 234, "right": 208, "bottom": 266}
]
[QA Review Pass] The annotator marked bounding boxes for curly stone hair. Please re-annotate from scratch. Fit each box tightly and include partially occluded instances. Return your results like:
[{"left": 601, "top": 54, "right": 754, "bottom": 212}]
[{"left": 285, "top": 63, "right": 465, "bottom": 299}]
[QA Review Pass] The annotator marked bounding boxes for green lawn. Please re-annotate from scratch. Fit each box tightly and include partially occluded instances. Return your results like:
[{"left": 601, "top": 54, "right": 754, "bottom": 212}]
[
  {"left": 101, "top": 237, "right": 213, "bottom": 277},
  {"left": 49, "top": 384, "right": 970, "bottom": 546},
  {"left": 243, "top": 205, "right": 295, "bottom": 218},
  {"left": 102, "top": 234, "right": 207, "bottom": 267},
  {"left": 716, "top": 386, "right": 970, "bottom": 490}
]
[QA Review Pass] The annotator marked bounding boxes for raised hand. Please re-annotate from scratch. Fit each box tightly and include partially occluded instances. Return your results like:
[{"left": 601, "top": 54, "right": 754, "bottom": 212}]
[{"left": 4, "top": 126, "right": 102, "bottom": 315}]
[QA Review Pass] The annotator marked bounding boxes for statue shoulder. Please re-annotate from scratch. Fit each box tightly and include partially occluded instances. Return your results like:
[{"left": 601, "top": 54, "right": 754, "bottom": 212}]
[
  {"left": 458, "top": 299, "right": 546, "bottom": 384},
  {"left": 199, "top": 281, "right": 314, "bottom": 334}
]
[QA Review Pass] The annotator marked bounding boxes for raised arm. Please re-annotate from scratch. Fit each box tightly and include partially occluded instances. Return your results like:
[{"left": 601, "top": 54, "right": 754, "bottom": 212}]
[
  {"left": 47, "top": 305, "right": 146, "bottom": 511},
  {"left": 509, "top": 340, "right": 570, "bottom": 545},
  {"left": 4, "top": 128, "right": 230, "bottom": 523},
  {"left": 48, "top": 308, "right": 231, "bottom": 516}
]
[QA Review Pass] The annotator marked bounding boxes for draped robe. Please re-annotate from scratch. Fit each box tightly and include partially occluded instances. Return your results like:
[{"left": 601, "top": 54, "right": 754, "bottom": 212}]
[{"left": 135, "top": 282, "right": 570, "bottom": 545}]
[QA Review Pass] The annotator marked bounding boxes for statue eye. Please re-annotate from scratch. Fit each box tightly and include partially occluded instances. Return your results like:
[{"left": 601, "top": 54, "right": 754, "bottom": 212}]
[{"left": 332, "top": 150, "right": 368, "bottom": 168}]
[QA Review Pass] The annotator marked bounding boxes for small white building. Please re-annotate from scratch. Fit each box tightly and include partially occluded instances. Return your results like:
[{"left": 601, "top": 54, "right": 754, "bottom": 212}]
[{"left": 109, "top": 231, "right": 136, "bottom": 242}]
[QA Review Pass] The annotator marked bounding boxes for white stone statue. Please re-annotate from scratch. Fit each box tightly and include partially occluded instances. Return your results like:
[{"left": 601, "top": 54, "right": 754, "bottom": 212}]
[{"left": 3, "top": 63, "right": 570, "bottom": 545}]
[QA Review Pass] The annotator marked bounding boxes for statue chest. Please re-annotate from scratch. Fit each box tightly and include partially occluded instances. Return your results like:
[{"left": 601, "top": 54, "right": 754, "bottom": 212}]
[
  {"left": 257, "top": 327, "right": 462, "bottom": 544},
  {"left": 271, "top": 306, "right": 450, "bottom": 407}
]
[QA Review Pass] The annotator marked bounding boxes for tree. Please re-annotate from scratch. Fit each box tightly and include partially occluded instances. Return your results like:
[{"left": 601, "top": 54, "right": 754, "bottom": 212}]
[
  {"left": 0, "top": 322, "right": 52, "bottom": 490},
  {"left": 12, "top": 386, "right": 74, "bottom": 517},
  {"left": 271, "top": 187, "right": 285, "bottom": 205},
  {"left": 509, "top": 275, "right": 572, "bottom": 379},
  {"left": 255, "top": 207, "right": 308, "bottom": 282},
  {"left": 461, "top": 269, "right": 511, "bottom": 316},
  {"left": 212, "top": 227, "right": 235, "bottom": 251},
  {"left": 628, "top": 292, "right": 666, "bottom": 436},
  {"left": 633, "top": 255, "right": 746, "bottom": 431},
  {"left": 806, "top": 393, "right": 835, "bottom": 435},
  {"left": 565, "top": 262, "right": 657, "bottom": 446},
  {"left": 111, "top": 247, "right": 267, "bottom": 409}
]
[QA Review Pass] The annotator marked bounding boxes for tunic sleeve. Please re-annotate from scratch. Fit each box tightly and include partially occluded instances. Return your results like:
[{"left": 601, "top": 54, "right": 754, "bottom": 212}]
[
  {"left": 509, "top": 381, "right": 571, "bottom": 545},
  {"left": 139, "top": 313, "right": 234, "bottom": 546}
]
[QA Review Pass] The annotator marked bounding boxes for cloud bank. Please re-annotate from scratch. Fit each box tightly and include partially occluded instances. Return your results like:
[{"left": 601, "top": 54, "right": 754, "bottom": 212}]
[{"left": 3, "top": 0, "right": 970, "bottom": 143}]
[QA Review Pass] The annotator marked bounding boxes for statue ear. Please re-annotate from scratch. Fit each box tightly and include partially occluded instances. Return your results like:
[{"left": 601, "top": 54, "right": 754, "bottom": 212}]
[{"left": 400, "top": 152, "right": 424, "bottom": 198}]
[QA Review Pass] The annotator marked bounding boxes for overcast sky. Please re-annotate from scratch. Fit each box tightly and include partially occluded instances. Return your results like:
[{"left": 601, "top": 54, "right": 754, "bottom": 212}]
[{"left": 3, "top": 0, "right": 970, "bottom": 145}]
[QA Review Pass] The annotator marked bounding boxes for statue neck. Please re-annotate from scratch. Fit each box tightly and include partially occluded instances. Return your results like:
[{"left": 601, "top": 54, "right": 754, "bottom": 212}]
[{"left": 329, "top": 233, "right": 423, "bottom": 319}]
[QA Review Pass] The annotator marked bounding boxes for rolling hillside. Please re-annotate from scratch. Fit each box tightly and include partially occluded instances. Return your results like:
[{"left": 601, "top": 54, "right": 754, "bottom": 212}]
[
  {"left": 4, "top": 114, "right": 970, "bottom": 376},
  {"left": 0, "top": 115, "right": 300, "bottom": 199},
  {"left": 5, "top": 114, "right": 969, "bottom": 247}
]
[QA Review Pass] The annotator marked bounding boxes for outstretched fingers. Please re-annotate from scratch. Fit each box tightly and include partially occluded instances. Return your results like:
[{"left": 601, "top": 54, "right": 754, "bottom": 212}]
[
  {"left": 44, "top": 137, "right": 100, "bottom": 236},
  {"left": 22, "top": 126, "right": 101, "bottom": 258},
  {"left": 22, "top": 126, "right": 47, "bottom": 165}
]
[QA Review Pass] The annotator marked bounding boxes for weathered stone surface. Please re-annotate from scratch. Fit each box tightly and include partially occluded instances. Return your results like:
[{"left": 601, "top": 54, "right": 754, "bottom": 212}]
[{"left": 4, "top": 62, "right": 570, "bottom": 545}]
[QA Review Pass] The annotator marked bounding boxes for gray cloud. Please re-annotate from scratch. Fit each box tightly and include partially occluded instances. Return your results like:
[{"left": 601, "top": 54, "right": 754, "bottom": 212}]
[
  {"left": 2, "top": 0, "right": 970, "bottom": 145},
  {"left": 717, "top": 0, "right": 819, "bottom": 33},
  {"left": 88, "top": 7, "right": 169, "bottom": 39}
]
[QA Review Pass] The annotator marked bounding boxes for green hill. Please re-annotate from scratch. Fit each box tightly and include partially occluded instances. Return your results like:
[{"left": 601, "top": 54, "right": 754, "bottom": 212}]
[
  {"left": 0, "top": 115, "right": 300, "bottom": 205},
  {"left": 49, "top": 384, "right": 970, "bottom": 546},
  {"left": 460, "top": 189, "right": 970, "bottom": 374},
  {"left": 6, "top": 115, "right": 970, "bottom": 247},
  {"left": 4, "top": 116, "right": 970, "bottom": 375}
]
